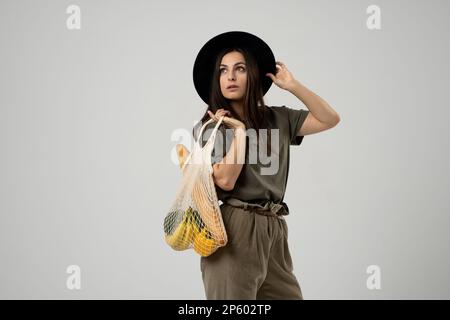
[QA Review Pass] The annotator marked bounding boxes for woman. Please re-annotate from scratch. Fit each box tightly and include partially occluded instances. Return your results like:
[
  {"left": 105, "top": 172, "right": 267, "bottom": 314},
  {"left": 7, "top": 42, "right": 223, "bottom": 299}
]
[{"left": 192, "top": 31, "right": 340, "bottom": 300}]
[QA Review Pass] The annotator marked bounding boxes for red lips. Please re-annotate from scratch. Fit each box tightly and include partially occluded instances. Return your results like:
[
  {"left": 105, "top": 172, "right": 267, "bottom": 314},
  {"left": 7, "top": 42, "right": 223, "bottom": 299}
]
[{"left": 227, "top": 85, "right": 239, "bottom": 89}]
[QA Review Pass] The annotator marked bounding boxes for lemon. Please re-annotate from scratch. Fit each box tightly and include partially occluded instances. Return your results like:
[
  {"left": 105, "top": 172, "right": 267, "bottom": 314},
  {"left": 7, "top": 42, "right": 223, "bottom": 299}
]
[{"left": 193, "top": 228, "right": 217, "bottom": 257}]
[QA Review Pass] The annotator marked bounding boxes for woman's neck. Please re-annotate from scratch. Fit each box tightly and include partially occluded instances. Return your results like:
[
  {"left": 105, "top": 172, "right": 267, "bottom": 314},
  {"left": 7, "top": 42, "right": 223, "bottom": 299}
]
[{"left": 230, "top": 101, "right": 244, "bottom": 119}]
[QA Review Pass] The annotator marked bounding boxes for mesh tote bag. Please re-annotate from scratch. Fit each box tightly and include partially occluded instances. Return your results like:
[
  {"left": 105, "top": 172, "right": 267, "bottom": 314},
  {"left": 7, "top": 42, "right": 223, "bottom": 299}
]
[{"left": 163, "top": 116, "right": 228, "bottom": 257}]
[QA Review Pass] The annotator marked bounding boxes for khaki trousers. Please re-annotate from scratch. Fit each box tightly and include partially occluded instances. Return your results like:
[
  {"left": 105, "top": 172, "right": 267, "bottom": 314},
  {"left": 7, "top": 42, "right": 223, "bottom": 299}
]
[{"left": 200, "top": 203, "right": 303, "bottom": 300}]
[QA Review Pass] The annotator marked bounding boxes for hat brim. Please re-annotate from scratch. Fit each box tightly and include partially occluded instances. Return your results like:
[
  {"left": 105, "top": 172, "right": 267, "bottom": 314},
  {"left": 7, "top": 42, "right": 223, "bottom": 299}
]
[{"left": 193, "top": 31, "right": 276, "bottom": 105}]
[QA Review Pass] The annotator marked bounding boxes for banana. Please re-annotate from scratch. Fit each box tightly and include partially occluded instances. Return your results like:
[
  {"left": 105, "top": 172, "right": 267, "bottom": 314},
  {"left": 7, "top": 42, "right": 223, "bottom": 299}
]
[
  {"left": 165, "top": 207, "right": 202, "bottom": 251},
  {"left": 165, "top": 226, "right": 188, "bottom": 251},
  {"left": 191, "top": 209, "right": 204, "bottom": 234},
  {"left": 182, "top": 216, "right": 196, "bottom": 245},
  {"left": 165, "top": 209, "right": 190, "bottom": 250}
]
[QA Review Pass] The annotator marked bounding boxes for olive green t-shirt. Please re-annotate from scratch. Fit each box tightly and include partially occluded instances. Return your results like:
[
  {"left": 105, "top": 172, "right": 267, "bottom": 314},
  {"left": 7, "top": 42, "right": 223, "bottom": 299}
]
[{"left": 195, "top": 105, "right": 309, "bottom": 214}]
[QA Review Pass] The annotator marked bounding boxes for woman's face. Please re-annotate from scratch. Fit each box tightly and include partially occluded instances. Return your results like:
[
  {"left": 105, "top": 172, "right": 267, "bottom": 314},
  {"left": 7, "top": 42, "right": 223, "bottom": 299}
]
[{"left": 219, "top": 51, "right": 247, "bottom": 101}]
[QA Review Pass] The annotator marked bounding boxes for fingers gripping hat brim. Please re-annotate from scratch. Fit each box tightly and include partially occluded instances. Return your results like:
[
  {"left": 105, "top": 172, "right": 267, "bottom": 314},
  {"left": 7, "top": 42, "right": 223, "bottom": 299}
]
[{"left": 193, "top": 31, "right": 276, "bottom": 105}]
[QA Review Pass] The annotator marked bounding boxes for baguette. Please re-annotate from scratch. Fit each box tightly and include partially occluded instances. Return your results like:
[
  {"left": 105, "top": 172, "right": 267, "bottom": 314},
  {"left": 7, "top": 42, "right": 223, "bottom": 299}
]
[{"left": 176, "top": 144, "right": 190, "bottom": 169}]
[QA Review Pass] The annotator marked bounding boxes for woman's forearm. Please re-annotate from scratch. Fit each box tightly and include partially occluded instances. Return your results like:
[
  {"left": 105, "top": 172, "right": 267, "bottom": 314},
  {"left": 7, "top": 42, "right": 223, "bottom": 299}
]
[
  {"left": 212, "top": 127, "right": 246, "bottom": 191},
  {"left": 288, "top": 80, "right": 340, "bottom": 125}
]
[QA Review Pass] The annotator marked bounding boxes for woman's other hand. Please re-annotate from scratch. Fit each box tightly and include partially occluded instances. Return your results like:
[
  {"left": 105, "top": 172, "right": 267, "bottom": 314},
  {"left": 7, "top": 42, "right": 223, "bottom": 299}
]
[
  {"left": 208, "top": 108, "right": 246, "bottom": 130},
  {"left": 207, "top": 108, "right": 229, "bottom": 121}
]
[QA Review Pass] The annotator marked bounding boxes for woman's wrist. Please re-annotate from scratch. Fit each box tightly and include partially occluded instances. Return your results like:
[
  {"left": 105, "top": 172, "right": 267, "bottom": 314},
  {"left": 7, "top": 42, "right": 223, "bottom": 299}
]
[{"left": 233, "top": 126, "right": 246, "bottom": 136}]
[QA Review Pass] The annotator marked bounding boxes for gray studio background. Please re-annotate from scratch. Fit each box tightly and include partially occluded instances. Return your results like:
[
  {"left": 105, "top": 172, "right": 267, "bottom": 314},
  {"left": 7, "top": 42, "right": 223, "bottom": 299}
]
[{"left": 1, "top": 0, "right": 449, "bottom": 299}]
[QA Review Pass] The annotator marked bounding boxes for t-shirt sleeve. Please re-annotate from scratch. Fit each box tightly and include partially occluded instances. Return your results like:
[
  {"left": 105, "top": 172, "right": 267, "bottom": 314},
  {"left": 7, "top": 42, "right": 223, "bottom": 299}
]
[
  {"left": 197, "top": 122, "right": 234, "bottom": 165},
  {"left": 284, "top": 106, "right": 309, "bottom": 146}
]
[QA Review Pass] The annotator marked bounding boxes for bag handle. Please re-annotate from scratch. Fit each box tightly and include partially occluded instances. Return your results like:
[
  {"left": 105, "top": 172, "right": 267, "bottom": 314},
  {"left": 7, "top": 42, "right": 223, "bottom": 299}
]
[
  {"left": 180, "top": 116, "right": 225, "bottom": 172},
  {"left": 196, "top": 116, "right": 224, "bottom": 150}
]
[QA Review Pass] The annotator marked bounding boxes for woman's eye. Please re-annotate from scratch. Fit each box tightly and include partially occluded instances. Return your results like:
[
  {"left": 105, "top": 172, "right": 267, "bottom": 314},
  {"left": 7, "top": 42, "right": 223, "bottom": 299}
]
[
  {"left": 219, "top": 67, "right": 245, "bottom": 73},
  {"left": 220, "top": 67, "right": 245, "bottom": 73}
]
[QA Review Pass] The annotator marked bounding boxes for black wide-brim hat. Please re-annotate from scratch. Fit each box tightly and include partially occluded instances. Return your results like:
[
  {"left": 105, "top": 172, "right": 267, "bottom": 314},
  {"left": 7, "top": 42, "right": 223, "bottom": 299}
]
[{"left": 193, "top": 31, "right": 276, "bottom": 105}]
